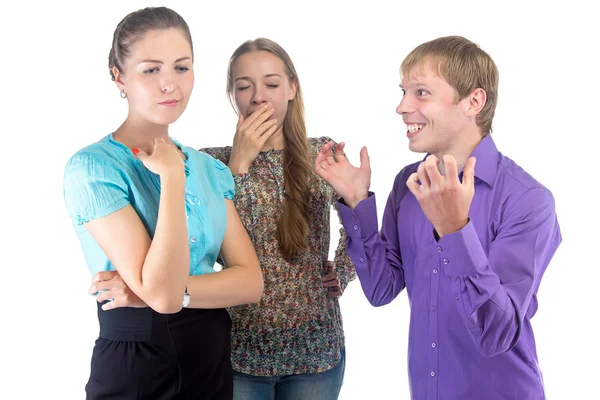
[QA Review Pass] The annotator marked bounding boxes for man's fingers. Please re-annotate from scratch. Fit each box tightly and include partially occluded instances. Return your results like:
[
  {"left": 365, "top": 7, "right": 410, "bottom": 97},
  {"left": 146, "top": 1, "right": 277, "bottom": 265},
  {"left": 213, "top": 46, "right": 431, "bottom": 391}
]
[
  {"left": 462, "top": 157, "right": 477, "bottom": 188},
  {"left": 359, "top": 146, "right": 370, "bottom": 170},
  {"left": 417, "top": 162, "right": 430, "bottom": 188},
  {"left": 424, "top": 155, "right": 443, "bottom": 187},
  {"left": 406, "top": 172, "right": 422, "bottom": 198},
  {"left": 443, "top": 155, "right": 459, "bottom": 182},
  {"left": 315, "top": 143, "right": 335, "bottom": 170}
]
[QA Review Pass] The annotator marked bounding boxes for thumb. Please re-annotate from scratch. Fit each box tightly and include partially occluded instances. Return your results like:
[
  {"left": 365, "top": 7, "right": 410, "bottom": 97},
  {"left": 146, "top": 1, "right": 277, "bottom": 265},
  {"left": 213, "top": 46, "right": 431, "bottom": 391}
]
[
  {"left": 359, "top": 146, "right": 370, "bottom": 170},
  {"left": 462, "top": 156, "right": 476, "bottom": 187}
]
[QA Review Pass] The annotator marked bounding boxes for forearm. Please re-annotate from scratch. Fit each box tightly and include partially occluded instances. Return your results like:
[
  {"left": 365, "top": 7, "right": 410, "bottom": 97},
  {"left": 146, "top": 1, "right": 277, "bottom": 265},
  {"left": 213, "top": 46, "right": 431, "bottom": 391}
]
[
  {"left": 339, "top": 194, "right": 406, "bottom": 306},
  {"left": 449, "top": 262, "right": 517, "bottom": 356},
  {"left": 186, "top": 264, "right": 263, "bottom": 308},
  {"left": 140, "top": 173, "right": 189, "bottom": 312},
  {"left": 442, "top": 209, "right": 561, "bottom": 356},
  {"left": 350, "top": 233, "right": 404, "bottom": 306}
]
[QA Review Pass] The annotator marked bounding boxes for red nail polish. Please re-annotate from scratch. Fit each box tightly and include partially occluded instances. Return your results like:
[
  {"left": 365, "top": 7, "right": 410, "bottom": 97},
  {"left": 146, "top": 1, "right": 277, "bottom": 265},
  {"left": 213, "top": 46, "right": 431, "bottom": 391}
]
[{"left": 132, "top": 148, "right": 140, "bottom": 155}]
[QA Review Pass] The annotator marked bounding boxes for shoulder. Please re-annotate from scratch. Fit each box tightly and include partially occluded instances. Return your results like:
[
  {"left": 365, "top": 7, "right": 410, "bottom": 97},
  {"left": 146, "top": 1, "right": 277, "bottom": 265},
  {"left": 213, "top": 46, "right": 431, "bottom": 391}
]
[
  {"left": 497, "top": 153, "right": 550, "bottom": 193},
  {"left": 495, "top": 153, "right": 556, "bottom": 213},
  {"left": 393, "top": 160, "right": 420, "bottom": 189},
  {"left": 198, "top": 146, "right": 232, "bottom": 165},
  {"left": 64, "top": 135, "right": 122, "bottom": 174},
  {"left": 382, "top": 160, "right": 420, "bottom": 209},
  {"left": 181, "top": 145, "right": 233, "bottom": 177},
  {"left": 308, "top": 136, "right": 335, "bottom": 155}
]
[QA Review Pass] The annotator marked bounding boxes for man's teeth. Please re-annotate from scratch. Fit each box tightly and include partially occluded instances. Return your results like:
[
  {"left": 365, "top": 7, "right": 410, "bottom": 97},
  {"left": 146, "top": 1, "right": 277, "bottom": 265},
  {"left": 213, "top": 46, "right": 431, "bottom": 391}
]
[{"left": 408, "top": 124, "right": 424, "bottom": 133}]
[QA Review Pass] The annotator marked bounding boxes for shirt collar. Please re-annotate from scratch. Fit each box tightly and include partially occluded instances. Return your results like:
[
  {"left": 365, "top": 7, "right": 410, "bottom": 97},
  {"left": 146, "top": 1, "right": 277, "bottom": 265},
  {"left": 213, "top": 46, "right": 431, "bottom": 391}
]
[
  {"left": 469, "top": 134, "right": 499, "bottom": 187},
  {"left": 421, "top": 134, "right": 499, "bottom": 187}
]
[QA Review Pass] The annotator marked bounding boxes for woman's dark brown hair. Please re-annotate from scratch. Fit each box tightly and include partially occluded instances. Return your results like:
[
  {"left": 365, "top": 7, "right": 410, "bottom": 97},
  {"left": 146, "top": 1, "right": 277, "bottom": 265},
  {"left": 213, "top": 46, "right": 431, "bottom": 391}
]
[{"left": 108, "top": 7, "right": 193, "bottom": 81}]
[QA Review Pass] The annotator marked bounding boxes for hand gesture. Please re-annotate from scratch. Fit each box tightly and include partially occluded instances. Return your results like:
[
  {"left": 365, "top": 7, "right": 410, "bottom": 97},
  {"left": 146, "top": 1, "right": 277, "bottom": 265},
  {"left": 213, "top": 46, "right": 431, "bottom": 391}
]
[
  {"left": 406, "top": 155, "right": 476, "bottom": 237},
  {"left": 314, "top": 141, "right": 371, "bottom": 209},
  {"left": 228, "top": 105, "right": 278, "bottom": 173},
  {"left": 133, "top": 137, "right": 185, "bottom": 178}
]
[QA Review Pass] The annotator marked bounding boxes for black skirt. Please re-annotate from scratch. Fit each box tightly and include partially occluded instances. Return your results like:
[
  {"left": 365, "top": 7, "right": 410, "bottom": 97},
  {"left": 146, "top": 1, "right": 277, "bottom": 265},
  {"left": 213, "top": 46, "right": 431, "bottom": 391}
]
[{"left": 85, "top": 302, "right": 233, "bottom": 399}]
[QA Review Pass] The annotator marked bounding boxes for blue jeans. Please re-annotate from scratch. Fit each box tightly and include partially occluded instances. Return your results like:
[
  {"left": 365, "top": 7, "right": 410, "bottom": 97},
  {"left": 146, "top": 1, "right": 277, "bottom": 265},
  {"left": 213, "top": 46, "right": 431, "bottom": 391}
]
[{"left": 233, "top": 348, "right": 346, "bottom": 400}]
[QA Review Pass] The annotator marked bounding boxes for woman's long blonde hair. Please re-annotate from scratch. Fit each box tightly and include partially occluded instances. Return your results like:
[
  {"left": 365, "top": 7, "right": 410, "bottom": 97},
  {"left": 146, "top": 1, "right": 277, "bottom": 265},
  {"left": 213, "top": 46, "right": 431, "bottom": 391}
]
[{"left": 227, "top": 38, "right": 312, "bottom": 259}]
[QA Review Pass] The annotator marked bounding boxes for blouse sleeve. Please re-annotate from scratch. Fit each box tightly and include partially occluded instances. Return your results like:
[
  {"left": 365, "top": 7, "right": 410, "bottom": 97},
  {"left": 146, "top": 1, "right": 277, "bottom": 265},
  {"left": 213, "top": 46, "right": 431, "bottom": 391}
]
[
  {"left": 212, "top": 158, "right": 235, "bottom": 200},
  {"left": 63, "top": 152, "right": 130, "bottom": 226}
]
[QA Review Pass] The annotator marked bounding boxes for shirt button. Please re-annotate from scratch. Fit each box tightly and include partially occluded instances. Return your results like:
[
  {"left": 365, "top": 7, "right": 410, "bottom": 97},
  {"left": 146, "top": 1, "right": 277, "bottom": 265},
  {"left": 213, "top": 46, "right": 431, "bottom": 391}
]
[
  {"left": 430, "top": 371, "right": 436, "bottom": 377},
  {"left": 442, "top": 258, "right": 449, "bottom": 265},
  {"left": 436, "top": 246, "right": 443, "bottom": 252},
  {"left": 353, "top": 225, "right": 359, "bottom": 231},
  {"left": 190, "top": 236, "right": 196, "bottom": 243},
  {"left": 351, "top": 215, "right": 357, "bottom": 220},
  {"left": 431, "top": 305, "right": 436, "bottom": 311},
  {"left": 454, "top": 296, "right": 459, "bottom": 301},
  {"left": 431, "top": 342, "right": 437, "bottom": 348},
  {"left": 359, "top": 257, "right": 365, "bottom": 262},
  {"left": 186, "top": 214, "right": 189, "bottom": 220},
  {"left": 432, "top": 269, "right": 438, "bottom": 275}
]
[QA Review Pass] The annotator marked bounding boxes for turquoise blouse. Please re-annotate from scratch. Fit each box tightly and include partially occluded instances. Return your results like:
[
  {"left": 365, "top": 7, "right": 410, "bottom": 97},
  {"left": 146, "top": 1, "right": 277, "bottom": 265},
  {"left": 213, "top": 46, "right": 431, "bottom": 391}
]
[{"left": 63, "top": 133, "right": 234, "bottom": 276}]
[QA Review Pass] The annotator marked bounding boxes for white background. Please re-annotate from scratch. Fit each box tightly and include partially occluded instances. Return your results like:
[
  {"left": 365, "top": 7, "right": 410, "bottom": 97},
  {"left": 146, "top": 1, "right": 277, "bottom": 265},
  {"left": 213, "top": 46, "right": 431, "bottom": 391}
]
[{"left": 1, "top": 1, "right": 598, "bottom": 399}]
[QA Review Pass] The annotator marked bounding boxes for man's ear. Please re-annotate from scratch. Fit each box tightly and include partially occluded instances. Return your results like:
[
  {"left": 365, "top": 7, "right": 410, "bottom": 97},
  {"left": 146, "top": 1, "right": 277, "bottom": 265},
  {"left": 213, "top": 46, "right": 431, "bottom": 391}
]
[{"left": 465, "top": 88, "right": 486, "bottom": 116}]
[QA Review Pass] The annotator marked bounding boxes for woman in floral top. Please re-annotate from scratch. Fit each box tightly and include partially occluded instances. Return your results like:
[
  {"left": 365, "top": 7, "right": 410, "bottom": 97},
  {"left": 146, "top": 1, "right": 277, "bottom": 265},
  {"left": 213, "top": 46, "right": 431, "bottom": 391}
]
[{"left": 200, "top": 38, "right": 355, "bottom": 399}]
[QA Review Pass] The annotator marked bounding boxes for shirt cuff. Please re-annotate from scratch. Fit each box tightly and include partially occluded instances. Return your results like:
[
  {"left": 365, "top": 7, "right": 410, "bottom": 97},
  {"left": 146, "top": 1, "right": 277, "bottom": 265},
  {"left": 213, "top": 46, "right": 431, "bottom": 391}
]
[
  {"left": 337, "top": 192, "right": 378, "bottom": 239},
  {"left": 438, "top": 220, "right": 488, "bottom": 277}
]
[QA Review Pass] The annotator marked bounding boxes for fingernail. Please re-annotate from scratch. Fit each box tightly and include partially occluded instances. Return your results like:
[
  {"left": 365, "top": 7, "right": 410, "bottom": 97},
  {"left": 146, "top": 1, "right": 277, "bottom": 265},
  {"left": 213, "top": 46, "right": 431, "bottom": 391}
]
[{"left": 132, "top": 148, "right": 140, "bottom": 155}]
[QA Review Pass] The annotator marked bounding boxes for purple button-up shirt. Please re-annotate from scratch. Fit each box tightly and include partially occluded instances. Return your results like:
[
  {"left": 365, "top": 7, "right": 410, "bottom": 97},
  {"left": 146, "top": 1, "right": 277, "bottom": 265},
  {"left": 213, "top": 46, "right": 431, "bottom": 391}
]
[{"left": 338, "top": 135, "right": 561, "bottom": 400}]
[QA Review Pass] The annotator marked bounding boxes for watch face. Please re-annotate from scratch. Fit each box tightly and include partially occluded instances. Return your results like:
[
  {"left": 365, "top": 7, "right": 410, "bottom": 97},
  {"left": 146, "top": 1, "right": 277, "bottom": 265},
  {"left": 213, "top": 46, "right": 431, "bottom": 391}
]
[{"left": 183, "top": 293, "right": 191, "bottom": 308}]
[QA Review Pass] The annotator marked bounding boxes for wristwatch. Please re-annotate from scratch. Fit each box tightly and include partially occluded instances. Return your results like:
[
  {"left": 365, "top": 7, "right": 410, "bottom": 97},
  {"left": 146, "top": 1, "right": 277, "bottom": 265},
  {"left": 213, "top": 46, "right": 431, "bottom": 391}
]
[{"left": 182, "top": 287, "right": 190, "bottom": 308}]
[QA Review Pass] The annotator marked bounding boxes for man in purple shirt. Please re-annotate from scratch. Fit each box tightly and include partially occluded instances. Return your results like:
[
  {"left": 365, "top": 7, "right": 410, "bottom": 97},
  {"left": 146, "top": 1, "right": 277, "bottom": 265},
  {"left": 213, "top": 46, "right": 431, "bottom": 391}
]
[{"left": 315, "top": 36, "right": 561, "bottom": 399}]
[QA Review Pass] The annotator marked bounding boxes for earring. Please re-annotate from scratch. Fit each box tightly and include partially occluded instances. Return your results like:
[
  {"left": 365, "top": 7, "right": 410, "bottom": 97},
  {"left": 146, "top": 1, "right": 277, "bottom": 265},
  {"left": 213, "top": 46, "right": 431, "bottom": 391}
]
[{"left": 120, "top": 89, "right": 127, "bottom": 99}]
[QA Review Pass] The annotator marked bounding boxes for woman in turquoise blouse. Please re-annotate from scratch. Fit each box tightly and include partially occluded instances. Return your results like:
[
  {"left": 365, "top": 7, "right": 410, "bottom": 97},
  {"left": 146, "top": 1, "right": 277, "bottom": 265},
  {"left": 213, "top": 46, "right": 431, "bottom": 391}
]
[{"left": 62, "top": 7, "right": 263, "bottom": 399}]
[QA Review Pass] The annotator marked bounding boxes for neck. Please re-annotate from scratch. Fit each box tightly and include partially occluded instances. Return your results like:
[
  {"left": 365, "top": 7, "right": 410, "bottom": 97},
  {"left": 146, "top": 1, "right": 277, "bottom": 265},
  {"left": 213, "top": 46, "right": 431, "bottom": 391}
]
[
  {"left": 113, "top": 114, "right": 170, "bottom": 154},
  {"left": 434, "top": 131, "right": 484, "bottom": 175},
  {"left": 261, "top": 126, "right": 285, "bottom": 151}
]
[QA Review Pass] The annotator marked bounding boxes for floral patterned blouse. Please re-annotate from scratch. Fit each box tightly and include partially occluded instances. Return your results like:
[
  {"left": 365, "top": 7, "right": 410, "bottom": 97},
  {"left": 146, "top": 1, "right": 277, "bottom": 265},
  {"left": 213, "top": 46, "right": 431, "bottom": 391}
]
[{"left": 200, "top": 136, "right": 356, "bottom": 376}]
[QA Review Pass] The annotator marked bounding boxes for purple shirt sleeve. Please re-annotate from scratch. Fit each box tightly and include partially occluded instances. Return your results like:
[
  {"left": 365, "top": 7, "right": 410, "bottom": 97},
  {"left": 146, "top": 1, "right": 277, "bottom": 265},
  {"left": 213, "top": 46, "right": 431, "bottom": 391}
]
[
  {"left": 439, "top": 187, "right": 561, "bottom": 357},
  {"left": 338, "top": 189, "right": 406, "bottom": 306}
]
